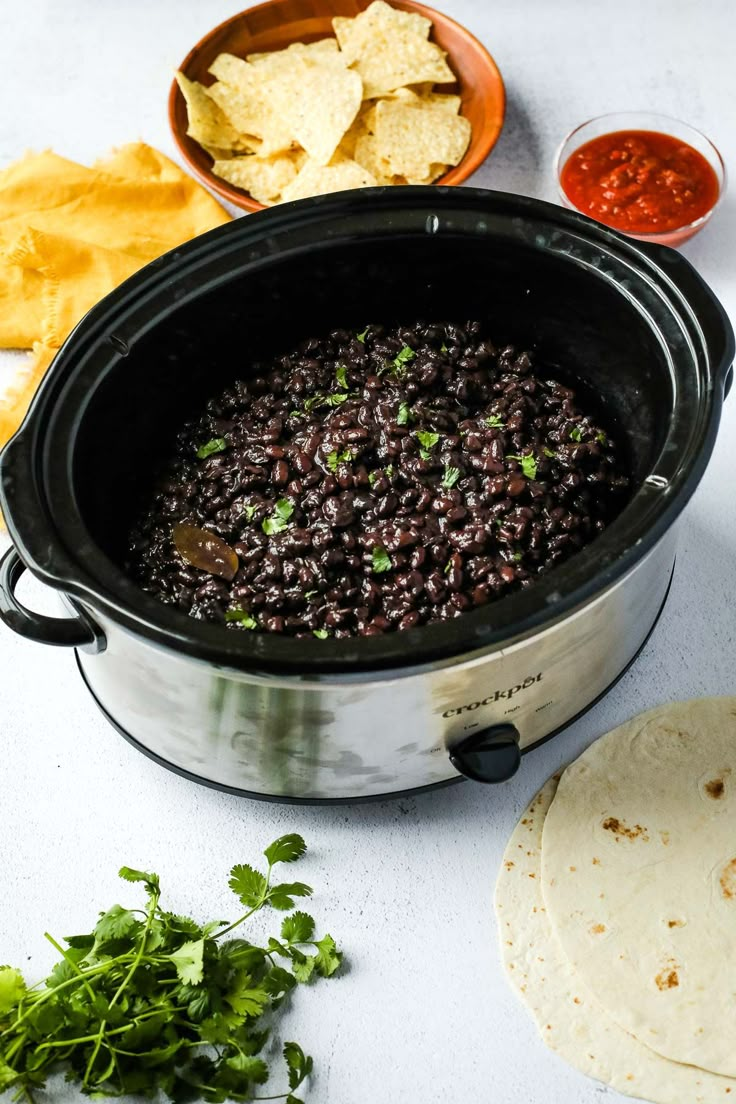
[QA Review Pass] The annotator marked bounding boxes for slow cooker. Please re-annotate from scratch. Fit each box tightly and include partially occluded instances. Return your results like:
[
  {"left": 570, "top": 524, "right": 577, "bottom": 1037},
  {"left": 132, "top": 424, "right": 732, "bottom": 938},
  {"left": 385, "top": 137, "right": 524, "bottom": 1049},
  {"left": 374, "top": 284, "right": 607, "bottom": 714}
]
[{"left": 0, "top": 189, "right": 732, "bottom": 802}]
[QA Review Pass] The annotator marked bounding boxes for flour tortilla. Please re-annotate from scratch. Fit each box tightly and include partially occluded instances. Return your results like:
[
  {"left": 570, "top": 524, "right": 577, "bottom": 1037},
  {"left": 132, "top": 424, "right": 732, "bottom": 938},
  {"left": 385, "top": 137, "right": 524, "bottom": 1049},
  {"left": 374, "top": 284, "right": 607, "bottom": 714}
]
[
  {"left": 495, "top": 776, "right": 736, "bottom": 1103},
  {"left": 541, "top": 698, "right": 736, "bottom": 1078}
]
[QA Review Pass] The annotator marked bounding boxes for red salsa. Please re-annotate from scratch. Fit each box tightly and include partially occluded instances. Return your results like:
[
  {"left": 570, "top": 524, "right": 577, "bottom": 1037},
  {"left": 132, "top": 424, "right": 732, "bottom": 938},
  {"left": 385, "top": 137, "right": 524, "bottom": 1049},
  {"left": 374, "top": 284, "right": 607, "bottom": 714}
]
[{"left": 560, "top": 130, "right": 720, "bottom": 234}]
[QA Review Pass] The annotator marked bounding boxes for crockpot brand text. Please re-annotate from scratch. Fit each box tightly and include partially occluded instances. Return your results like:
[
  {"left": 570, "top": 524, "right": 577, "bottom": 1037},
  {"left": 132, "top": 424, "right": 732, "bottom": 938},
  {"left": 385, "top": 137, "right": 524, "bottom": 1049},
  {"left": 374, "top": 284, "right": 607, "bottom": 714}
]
[{"left": 442, "top": 673, "right": 543, "bottom": 717}]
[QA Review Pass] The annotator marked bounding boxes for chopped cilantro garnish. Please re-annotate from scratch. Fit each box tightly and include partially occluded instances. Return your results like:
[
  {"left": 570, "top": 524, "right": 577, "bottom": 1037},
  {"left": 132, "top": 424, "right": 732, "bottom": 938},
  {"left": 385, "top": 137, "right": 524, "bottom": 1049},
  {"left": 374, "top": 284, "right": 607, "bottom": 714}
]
[
  {"left": 543, "top": 447, "right": 557, "bottom": 459},
  {"left": 327, "top": 448, "right": 354, "bottom": 473},
  {"left": 396, "top": 402, "right": 411, "bottom": 426},
  {"left": 313, "top": 628, "right": 330, "bottom": 639},
  {"left": 570, "top": 426, "right": 583, "bottom": 442},
  {"left": 326, "top": 393, "right": 349, "bottom": 407},
  {"left": 440, "top": 342, "right": 448, "bottom": 354},
  {"left": 385, "top": 464, "right": 394, "bottom": 479},
  {"left": 392, "top": 345, "right": 416, "bottom": 371},
  {"left": 356, "top": 327, "right": 369, "bottom": 343},
  {"left": 335, "top": 364, "right": 348, "bottom": 389},
  {"left": 507, "top": 454, "right": 538, "bottom": 480},
  {"left": 368, "top": 470, "right": 379, "bottom": 487},
  {"left": 415, "top": 430, "right": 440, "bottom": 451},
  {"left": 289, "top": 409, "right": 303, "bottom": 418},
  {"left": 243, "top": 504, "right": 258, "bottom": 522},
  {"left": 596, "top": 431, "right": 607, "bottom": 445},
  {"left": 305, "top": 590, "right": 318, "bottom": 600},
  {"left": 512, "top": 552, "right": 523, "bottom": 562},
  {"left": 444, "top": 559, "right": 452, "bottom": 575},
  {"left": 262, "top": 498, "right": 294, "bottom": 536},
  {"left": 485, "top": 414, "right": 505, "bottom": 429},
  {"left": 442, "top": 464, "right": 461, "bottom": 488},
  {"left": 225, "top": 608, "right": 258, "bottom": 629},
  {"left": 196, "top": 437, "right": 227, "bottom": 459},
  {"left": 372, "top": 546, "right": 392, "bottom": 574}
]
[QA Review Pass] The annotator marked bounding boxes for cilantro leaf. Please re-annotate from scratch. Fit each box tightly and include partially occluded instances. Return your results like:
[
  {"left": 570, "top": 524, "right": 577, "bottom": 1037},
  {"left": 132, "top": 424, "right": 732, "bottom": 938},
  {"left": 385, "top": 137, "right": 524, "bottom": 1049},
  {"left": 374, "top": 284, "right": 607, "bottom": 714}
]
[
  {"left": 284, "top": 1042, "right": 313, "bottom": 1091},
  {"left": 596, "top": 431, "right": 607, "bottom": 445},
  {"left": 372, "top": 546, "right": 392, "bottom": 574},
  {"left": 224, "top": 973, "right": 270, "bottom": 1018},
  {"left": 228, "top": 863, "right": 268, "bottom": 908},
  {"left": 225, "top": 608, "right": 258, "bottom": 629},
  {"left": 385, "top": 464, "right": 394, "bottom": 479},
  {"left": 485, "top": 414, "right": 505, "bottom": 428},
  {"left": 368, "top": 470, "right": 378, "bottom": 487},
  {"left": 94, "top": 904, "right": 141, "bottom": 943},
  {"left": 311, "top": 934, "right": 342, "bottom": 978},
  {"left": 264, "top": 834, "right": 307, "bottom": 866},
  {"left": 325, "top": 392, "right": 349, "bottom": 407},
  {"left": 442, "top": 464, "right": 461, "bottom": 489},
  {"left": 0, "top": 967, "right": 25, "bottom": 1016},
  {"left": 415, "top": 430, "right": 440, "bottom": 451},
  {"left": 290, "top": 954, "right": 316, "bottom": 983},
  {"left": 262, "top": 498, "right": 294, "bottom": 536},
  {"left": 281, "top": 912, "right": 315, "bottom": 944},
  {"left": 267, "top": 882, "right": 313, "bottom": 911},
  {"left": 326, "top": 448, "right": 354, "bottom": 473},
  {"left": 243, "top": 504, "right": 258, "bottom": 522},
  {"left": 396, "top": 402, "right": 410, "bottom": 426},
  {"left": 196, "top": 437, "right": 227, "bottom": 460},
  {"left": 356, "top": 327, "right": 369, "bottom": 343},
  {"left": 313, "top": 628, "right": 329, "bottom": 640},
  {"left": 570, "top": 426, "right": 583, "bottom": 442},
  {"left": 167, "top": 938, "right": 205, "bottom": 986},
  {"left": 335, "top": 364, "right": 348, "bottom": 389},
  {"left": 543, "top": 447, "right": 557, "bottom": 458},
  {"left": 392, "top": 345, "right": 415, "bottom": 371},
  {"left": 118, "top": 866, "right": 160, "bottom": 893},
  {"left": 440, "top": 342, "right": 448, "bottom": 354},
  {"left": 506, "top": 454, "right": 538, "bottom": 480}
]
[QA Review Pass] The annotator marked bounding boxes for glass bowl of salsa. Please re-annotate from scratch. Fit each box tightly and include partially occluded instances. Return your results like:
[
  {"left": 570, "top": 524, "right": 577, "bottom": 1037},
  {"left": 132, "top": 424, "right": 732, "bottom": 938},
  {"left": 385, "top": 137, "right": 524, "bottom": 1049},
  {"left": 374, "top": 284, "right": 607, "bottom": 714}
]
[{"left": 555, "top": 111, "right": 725, "bottom": 247}]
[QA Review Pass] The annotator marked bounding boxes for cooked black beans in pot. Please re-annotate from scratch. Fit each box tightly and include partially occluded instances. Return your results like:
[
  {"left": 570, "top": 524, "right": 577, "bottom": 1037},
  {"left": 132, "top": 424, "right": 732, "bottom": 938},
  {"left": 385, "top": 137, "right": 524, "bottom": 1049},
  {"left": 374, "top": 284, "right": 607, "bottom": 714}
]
[{"left": 127, "top": 321, "right": 630, "bottom": 638}]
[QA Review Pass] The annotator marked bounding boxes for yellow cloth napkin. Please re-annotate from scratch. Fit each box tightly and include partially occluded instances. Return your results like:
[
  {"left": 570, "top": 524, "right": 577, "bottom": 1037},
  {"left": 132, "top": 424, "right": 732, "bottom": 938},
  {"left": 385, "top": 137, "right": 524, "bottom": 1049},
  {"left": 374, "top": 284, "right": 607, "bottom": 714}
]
[{"left": 0, "top": 143, "right": 231, "bottom": 448}]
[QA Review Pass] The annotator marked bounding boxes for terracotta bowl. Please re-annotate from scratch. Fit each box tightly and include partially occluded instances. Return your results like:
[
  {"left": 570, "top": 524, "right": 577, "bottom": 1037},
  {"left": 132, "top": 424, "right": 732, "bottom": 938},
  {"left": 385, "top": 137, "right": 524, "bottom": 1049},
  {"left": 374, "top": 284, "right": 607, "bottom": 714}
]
[{"left": 168, "top": 0, "right": 506, "bottom": 212}]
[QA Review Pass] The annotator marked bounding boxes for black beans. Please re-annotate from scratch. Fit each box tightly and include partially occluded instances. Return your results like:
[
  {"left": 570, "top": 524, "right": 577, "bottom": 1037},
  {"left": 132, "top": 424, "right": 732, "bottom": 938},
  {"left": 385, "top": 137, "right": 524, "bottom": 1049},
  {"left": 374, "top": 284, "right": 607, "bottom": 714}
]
[{"left": 127, "top": 320, "right": 630, "bottom": 637}]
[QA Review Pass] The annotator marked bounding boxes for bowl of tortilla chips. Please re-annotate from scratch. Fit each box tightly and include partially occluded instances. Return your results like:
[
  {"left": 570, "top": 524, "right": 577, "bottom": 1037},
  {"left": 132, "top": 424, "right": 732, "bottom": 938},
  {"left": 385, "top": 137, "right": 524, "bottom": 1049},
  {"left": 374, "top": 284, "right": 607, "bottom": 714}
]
[{"left": 168, "top": 0, "right": 505, "bottom": 211}]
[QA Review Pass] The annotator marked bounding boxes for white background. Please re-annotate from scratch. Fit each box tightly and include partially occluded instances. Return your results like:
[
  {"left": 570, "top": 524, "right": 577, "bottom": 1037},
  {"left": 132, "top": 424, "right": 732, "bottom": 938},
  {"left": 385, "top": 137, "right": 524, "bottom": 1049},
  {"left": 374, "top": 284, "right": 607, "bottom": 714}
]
[{"left": 0, "top": 2, "right": 734, "bottom": 1101}]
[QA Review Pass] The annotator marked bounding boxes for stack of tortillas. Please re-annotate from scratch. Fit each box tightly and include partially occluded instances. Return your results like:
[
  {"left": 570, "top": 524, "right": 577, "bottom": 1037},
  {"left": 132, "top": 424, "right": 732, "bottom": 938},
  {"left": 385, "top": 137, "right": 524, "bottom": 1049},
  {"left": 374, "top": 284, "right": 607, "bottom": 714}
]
[{"left": 495, "top": 698, "right": 736, "bottom": 1103}]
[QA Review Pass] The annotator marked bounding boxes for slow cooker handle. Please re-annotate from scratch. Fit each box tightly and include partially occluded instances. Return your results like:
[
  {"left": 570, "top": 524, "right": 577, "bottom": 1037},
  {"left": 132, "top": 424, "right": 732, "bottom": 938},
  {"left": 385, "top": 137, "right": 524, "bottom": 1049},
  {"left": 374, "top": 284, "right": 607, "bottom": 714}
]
[
  {"left": 635, "top": 238, "right": 735, "bottom": 396},
  {"left": 0, "top": 547, "right": 105, "bottom": 653}
]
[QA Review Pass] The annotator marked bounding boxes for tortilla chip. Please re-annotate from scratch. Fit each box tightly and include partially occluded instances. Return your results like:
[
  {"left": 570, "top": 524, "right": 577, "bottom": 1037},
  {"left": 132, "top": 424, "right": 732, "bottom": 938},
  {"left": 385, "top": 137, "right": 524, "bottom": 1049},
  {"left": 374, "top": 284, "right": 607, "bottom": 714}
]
[
  {"left": 333, "top": 1, "right": 431, "bottom": 64},
  {"left": 175, "top": 72, "right": 249, "bottom": 151},
  {"left": 420, "top": 92, "right": 462, "bottom": 113},
  {"left": 280, "top": 156, "right": 378, "bottom": 203},
  {"left": 269, "top": 56, "right": 362, "bottom": 166},
  {"left": 375, "top": 99, "right": 470, "bottom": 178},
  {"left": 353, "top": 134, "right": 393, "bottom": 184},
  {"left": 206, "top": 63, "right": 295, "bottom": 156},
  {"left": 247, "top": 39, "right": 343, "bottom": 66},
  {"left": 212, "top": 152, "right": 300, "bottom": 204},
  {"left": 349, "top": 33, "right": 455, "bottom": 98}
]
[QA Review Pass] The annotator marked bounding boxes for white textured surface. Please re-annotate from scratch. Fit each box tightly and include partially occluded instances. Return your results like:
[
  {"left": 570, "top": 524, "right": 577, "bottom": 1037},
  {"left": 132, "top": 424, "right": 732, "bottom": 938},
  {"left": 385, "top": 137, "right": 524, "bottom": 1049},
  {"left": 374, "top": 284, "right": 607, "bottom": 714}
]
[{"left": 0, "top": 2, "right": 735, "bottom": 1101}]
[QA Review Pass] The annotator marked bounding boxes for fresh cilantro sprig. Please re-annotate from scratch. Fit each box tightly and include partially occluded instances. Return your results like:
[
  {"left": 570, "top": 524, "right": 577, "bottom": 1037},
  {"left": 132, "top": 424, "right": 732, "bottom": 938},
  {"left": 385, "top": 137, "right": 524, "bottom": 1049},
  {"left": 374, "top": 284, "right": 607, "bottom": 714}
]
[
  {"left": 569, "top": 426, "right": 583, "bottom": 442},
  {"left": 392, "top": 345, "right": 415, "bottom": 372},
  {"left": 197, "top": 438, "right": 227, "bottom": 460},
  {"left": 485, "top": 414, "right": 505, "bottom": 429},
  {"left": 263, "top": 499, "right": 294, "bottom": 536},
  {"left": 441, "top": 464, "right": 461, "bottom": 489},
  {"left": 326, "top": 448, "right": 354, "bottom": 473},
  {"left": 415, "top": 430, "right": 440, "bottom": 461},
  {"left": 0, "top": 836, "right": 340, "bottom": 1104},
  {"left": 506, "top": 453, "right": 538, "bottom": 480},
  {"left": 226, "top": 608, "right": 258, "bottom": 629},
  {"left": 372, "top": 546, "right": 392, "bottom": 574}
]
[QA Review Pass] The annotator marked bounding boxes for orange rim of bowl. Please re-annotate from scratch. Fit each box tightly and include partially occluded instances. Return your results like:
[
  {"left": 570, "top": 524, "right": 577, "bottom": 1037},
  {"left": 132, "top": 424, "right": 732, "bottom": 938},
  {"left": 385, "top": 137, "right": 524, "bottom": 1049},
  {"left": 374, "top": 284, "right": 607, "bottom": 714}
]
[{"left": 168, "top": 0, "right": 506, "bottom": 213}]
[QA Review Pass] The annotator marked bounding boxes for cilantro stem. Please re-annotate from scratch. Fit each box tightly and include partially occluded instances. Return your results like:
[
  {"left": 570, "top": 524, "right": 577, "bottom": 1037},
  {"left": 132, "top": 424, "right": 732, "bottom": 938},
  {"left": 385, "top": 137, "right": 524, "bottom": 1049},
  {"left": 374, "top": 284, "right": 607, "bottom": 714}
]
[
  {"left": 35, "top": 1007, "right": 188, "bottom": 1051},
  {"left": 43, "top": 933, "right": 98, "bottom": 1003},
  {"left": 0, "top": 956, "right": 133, "bottom": 1037}
]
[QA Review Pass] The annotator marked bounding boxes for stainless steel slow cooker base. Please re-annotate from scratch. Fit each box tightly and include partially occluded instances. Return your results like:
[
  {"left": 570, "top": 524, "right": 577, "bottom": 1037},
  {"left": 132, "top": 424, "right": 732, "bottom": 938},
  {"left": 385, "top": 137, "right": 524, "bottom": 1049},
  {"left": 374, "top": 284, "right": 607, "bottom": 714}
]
[{"left": 73, "top": 564, "right": 673, "bottom": 805}]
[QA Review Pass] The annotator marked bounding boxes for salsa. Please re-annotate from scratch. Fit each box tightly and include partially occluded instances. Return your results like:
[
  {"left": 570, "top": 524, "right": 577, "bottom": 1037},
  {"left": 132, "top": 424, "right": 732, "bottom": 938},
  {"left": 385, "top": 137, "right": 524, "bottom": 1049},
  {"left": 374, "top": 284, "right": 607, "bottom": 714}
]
[{"left": 560, "top": 129, "right": 720, "bottom": 234}]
